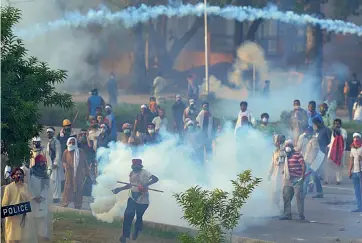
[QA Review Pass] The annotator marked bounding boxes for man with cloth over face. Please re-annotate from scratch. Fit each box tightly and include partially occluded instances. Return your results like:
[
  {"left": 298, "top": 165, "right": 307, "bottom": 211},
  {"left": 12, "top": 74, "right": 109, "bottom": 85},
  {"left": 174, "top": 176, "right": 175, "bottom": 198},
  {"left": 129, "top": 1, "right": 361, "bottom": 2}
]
[
  {"left": 112, "top": 159, "right": 159, "bottom": 243},
  {"left": 279, "top": 140, "right": 306, "bottom": 221}
]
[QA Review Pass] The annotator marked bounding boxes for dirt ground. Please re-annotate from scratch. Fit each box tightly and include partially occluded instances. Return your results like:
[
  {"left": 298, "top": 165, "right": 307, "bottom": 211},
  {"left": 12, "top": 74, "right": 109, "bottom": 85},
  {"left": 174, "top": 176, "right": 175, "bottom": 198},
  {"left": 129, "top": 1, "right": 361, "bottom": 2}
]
[{"left": 52, "top": 213, "right": 178, "bottom": 243}]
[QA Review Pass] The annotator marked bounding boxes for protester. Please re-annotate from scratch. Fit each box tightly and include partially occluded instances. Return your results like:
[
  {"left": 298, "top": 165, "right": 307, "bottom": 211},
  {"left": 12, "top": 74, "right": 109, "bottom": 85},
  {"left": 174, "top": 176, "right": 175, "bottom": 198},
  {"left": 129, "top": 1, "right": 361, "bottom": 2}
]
[
  {"left": 152, "top": 108, "right": 168, "bottom": 134},
  {"left": 148, "top": 97, "right": 159, "bottom": 119},
  {"left": 57, "top": 119, "right": 76, "bottom": 153},
  {"left": 121, "top": 123, "right": 133, "bottom": 145},
  {"left": 97, "top": 124, "right": 111, "bottom": 149},
  {"left": 348, "top": 132, "right": 362, "bottom": 212},
  {"left": 152, "top": 72, "right": 167, "bottom": 103},
  {"left": 235, "top": 101, "right": 256, "bottom": 133},
  {"left": 112, "top": 159, "right": 159, "bottom": 243},
  {"left": 269, "top": 134, "right": 286, "bottom": 212},
  {"left": 45, "top": 126, "right": 64, "bottom": 203},
  {"left": 346, "top": 73, "right": 361, "bottom": 121},
  {"left": 352, "top": 92, "right": 362, "bottom": 123},
  {"left": 144, "top": 123, "right": 162, "bottom": 145},
  {"left": 183, "top": 99, "right": 198, "bottom": 123},
  {"left": 171, "top": 94, "right": 186, "bottom": 136},
  {"left": 187, "top": 74, "right": 199, "bottom": 102},
  {"left": 295, "top": 126, "right": 314, "bottom": 157},
  {"left": 87, "top": 88, "right": 105, "bottom": 117},
  {"left": 184, "top": 120, "right": 204, "bottom": 164},
  {"left": 107, "top": 72, "right": 118, "bottom": 106},
  {"left": 196, "top": 102, "right": 214, "bottom": 162},
  {"left": 289, "top": 100, "right": 309, "bottom": 144},
  {"left": 29, "top": 154, "right": 53, "bottom": 242},
  {"left": 319, "top": 103, "right": 331, "bottom": 127},
  {"left": 303, "top": 133, "right": 323, "bottom": 197},
  {"left": 258, "top": 113, "right": 274, "bottom": 137},
  {"left": 263, "top": 80, "right": 270, "bottom": 97},
  {"left": 30, "top": 136, "right": 46, "bottom": 168},
  {"left": 134, "top": 104, "right": 153, "bottom": 144},
  {"left": 307, "top": 101, "right": 323, "bottom": 128},
  {"left": 324, "top": 93, "right": 337, "bottom": 124},
  {"left": 105, "top": 104, "right": 117, "bottom": 141},
  {"left": 326, "top": 119, "right": 347, "bottom": 185},
  {"left": 279, "top": 140, "right": 306, "bottom": 221},
  {"left": 61, "top": 137, "right": 90, "bottom": 209},
  {"left": 2, "top": 168, "right": 40, "bottom": 243}
]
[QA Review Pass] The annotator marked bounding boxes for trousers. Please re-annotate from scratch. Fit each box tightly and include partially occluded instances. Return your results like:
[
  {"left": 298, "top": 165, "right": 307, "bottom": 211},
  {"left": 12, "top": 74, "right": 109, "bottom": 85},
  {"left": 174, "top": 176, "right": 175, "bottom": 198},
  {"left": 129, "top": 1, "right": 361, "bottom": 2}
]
[
  {"left": 122, "top": 198, "right": 149, "bottom": 238},
  {"left": 283, "top": 178, "right": 305, "bottom": 218}
]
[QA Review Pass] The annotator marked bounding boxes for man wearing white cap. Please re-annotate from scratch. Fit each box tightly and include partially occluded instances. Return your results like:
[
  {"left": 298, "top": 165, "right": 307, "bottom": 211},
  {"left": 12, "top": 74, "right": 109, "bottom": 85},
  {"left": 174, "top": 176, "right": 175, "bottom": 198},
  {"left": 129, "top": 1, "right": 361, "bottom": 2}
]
[
  {"left": 183, "top": 99, "right": 198, "bottom": 124},
  {"left": 30, "top": 136, "right": 46, "bottom": 168},
  {"left": 348, "top": 132, "right": 362, "bottom": 212},
  {"left": 45, "top": 126, "right": 64, "bottom": 203},
  {"left": 134, "top": 104, "right": 153, "bottom": 144}
]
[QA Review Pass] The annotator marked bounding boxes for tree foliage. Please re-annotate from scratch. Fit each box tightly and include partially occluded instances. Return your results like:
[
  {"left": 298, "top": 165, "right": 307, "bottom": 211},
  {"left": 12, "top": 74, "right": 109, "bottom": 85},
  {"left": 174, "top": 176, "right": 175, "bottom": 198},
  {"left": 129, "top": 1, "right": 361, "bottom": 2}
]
[
  {"left": 1, "top": 6, "right": 74, "bottom": 166},
  {"left": 174, "top": 170, "right": 262, "bottom": 243}
]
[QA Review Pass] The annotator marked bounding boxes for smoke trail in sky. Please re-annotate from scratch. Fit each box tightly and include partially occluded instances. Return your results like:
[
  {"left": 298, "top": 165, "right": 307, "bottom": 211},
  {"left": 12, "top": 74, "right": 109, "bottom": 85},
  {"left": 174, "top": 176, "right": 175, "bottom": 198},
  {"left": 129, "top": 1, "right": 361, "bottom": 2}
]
[{"left": 15, "top": 3, "right": 362, "bottom": 39}]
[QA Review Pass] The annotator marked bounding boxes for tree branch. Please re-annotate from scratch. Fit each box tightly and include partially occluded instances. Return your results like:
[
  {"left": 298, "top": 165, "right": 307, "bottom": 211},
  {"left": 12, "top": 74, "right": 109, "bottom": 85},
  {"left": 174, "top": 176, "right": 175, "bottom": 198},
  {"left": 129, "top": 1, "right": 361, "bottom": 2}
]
[
  {"left": 168, "top": 17, "right": 203, "bottom": 59},
  {"left": 245, "top": 18, "right": 264, "bottom": 41}
]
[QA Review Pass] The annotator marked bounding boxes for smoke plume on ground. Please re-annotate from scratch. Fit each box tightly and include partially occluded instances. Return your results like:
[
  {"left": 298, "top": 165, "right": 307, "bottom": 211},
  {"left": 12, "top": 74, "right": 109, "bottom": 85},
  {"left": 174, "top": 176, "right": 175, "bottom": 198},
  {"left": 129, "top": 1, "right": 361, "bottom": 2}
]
[{"left": 90, "top": 126, "right": 277, "bottom": 230}]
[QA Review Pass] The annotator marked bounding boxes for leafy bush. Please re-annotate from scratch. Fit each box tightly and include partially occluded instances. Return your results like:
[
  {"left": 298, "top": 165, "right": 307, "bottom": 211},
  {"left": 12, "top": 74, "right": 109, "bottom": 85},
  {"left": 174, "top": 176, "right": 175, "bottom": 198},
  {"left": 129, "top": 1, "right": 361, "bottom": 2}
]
[{"left": 174, "top": 170, "right": 261, "bottom": 243}]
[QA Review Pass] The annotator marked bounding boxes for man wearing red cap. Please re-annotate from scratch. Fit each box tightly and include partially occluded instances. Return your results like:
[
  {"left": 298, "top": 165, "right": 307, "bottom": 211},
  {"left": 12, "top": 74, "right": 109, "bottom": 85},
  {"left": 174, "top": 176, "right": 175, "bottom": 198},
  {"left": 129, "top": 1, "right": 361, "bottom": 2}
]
[{"left": 112, "top": 159, "right": 159, "bottom": 243}]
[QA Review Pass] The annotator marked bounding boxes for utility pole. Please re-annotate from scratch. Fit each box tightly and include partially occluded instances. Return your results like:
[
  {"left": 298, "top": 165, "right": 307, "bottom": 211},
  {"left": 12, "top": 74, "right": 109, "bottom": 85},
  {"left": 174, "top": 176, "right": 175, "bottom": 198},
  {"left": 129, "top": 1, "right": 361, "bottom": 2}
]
[{"left": 204, "top": 0, "right": 209, "bottom": 96}]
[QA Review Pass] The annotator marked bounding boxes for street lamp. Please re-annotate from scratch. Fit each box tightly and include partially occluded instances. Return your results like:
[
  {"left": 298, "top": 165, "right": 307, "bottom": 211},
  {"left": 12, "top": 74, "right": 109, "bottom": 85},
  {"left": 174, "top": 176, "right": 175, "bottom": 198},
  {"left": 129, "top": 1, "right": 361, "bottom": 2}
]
[{"left": 204, "top": 0, "right": 209, "bottom": 95}]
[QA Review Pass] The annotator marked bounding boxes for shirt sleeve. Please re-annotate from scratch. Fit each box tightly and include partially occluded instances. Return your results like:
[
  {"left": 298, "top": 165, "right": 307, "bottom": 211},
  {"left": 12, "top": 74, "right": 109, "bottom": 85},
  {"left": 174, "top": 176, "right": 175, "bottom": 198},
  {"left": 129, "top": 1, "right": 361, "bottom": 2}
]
[
  {"left": 143, "top": 169, "right": 153, "bottom": 180},
  {"left": 353, "top": 102, "right": 357, "bottom": 110},
  {"left": 298, "top": 154, "right": 305, "bottom": 165}
]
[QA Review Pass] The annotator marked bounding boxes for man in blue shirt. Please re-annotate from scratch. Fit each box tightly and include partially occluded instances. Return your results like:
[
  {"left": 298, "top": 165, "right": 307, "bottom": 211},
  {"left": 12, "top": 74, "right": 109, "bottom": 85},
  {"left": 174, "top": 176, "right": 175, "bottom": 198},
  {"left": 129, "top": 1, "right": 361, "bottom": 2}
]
[
  {"left": 307, "top": 101, "right": 323, "bottom": 127},
  {"left": 87, "top": 88, "right": 105, "bottom": 117},
  {"left": 105, "top": 104, "right": 117, "bottom": 142}
]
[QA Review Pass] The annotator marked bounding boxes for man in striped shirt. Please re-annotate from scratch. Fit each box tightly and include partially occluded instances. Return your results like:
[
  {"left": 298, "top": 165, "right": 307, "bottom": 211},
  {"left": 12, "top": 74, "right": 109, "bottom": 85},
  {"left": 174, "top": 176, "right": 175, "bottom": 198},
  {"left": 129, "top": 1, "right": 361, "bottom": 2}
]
[{"left": 280, "top": 141, "right": 306, "bottom": 221}]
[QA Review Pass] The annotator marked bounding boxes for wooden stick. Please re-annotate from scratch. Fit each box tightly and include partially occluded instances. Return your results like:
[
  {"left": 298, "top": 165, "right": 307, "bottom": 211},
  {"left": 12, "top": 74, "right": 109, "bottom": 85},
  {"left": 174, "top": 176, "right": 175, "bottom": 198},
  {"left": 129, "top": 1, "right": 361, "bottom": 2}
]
[{"left": 117, "top": 181, "right": 164, "bottom": 193}]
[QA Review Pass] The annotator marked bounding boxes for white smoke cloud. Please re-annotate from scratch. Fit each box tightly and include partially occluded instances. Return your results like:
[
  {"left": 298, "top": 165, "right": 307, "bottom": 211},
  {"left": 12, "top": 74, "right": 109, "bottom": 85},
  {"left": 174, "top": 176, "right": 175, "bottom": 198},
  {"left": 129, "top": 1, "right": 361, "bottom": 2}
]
[
  {"left": 14, "top": 3, "right": 362, "bottom": 40},
  {"left": 90, "top": 126, "right": 279, "bottom": 231}
]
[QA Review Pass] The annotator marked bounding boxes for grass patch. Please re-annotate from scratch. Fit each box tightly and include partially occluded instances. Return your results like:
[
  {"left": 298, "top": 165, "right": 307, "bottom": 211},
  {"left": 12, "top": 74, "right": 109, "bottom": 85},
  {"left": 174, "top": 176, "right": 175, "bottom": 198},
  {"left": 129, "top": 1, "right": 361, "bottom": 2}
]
[{"left": 53, "top": 211, "right": 180, "bottom": 243}]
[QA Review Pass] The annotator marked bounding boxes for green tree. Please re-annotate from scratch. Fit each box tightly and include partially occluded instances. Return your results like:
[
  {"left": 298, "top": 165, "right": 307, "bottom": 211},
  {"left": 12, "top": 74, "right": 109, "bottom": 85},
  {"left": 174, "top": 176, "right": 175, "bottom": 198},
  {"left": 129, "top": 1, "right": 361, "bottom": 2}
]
[
  {"left": 174, "top": 170, "right": 261, "bottom": 243},
  {"left": 1, "top": 6, "right": 74, "bottom": 167}
]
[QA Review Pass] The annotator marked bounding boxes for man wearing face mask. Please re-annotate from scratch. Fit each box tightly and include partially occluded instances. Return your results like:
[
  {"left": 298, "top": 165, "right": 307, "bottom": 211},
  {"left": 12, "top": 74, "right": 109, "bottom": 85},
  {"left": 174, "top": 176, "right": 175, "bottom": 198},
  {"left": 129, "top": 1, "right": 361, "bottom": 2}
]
[
  {"left": 279, "top": 141, "right": 306, "bottom": 221},
  {"left": 134, "top": 104, "right": 153, "bottom": 144},
  {"left": 57, "top": 119, "right": 76, "bottom": 154},
  {"left": 112, "top": 159, "right": 159, "bottom": 243},
  {"left": 269, "top": 134, "right": 287, "bottom": 212},
  {"left": 62, "top": 137, "right": 90, "bottom": 209},
  {"left": 258, "top": 113, "right": 274, "bottom": 137},
  {"left": 183, "top": 99, "right": 198, "bottom": 124},
  {"left": 171, "top": 94, "right": 186, "bottom": 136},
  {"left": 105, "top": 104, "right": 117, "bottom": 142},
  {"left": 2, "top": 167, "right": 40, "bottom": 243},
  {"left": 196, "top": 102, "right": 214, "bottom": 162},
  {"left": 97, "top": 124, "right": 111, "bottom": 149},
  {"left": 30, "top": 136, "right": 46, "bottom": 168},
  {"left": 144, "top": 123, "right": 162, "bottom": 145},
  {"left": 184, "top": 120, "right": 204, "bottom": 163},
  {"left": 289, "top": 100, "right": 308, "bottom": 144},
  {"left": 29, "top": 154, "right": 53, "bottom": 242},
  {"left": 46, "top": 127, "right": 64, "bottom": 203},
  {"left": 234, "top": 101, "right": 256, "bottom": 134}
]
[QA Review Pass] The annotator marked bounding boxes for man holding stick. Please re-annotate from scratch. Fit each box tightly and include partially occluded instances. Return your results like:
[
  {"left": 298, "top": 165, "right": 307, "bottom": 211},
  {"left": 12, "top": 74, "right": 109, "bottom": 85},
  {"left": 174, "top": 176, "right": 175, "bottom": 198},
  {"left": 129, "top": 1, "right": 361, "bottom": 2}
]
[{"left": 112, "top": 159, "right": 159, "bottom": 243}]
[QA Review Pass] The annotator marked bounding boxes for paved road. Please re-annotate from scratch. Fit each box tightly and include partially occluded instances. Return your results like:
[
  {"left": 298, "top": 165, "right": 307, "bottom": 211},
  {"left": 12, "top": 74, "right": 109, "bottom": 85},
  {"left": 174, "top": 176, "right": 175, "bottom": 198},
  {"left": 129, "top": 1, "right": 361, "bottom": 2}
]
[{"left": 234, "top": 180, "right": 362, "bottom": 243}]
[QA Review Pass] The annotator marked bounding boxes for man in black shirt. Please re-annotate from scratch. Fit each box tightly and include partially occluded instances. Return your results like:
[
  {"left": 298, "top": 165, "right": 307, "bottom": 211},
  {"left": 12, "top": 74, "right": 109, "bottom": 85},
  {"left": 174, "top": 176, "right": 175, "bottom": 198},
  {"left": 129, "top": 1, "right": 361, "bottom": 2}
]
[
  {"left": 347, "top": 73, "right": 361, "bottom": 120},
  {"left": 171, "top": 94, "right": 186, "bottom": 136},
  {"left": 133, "top": 104, "right": 153, "bottom": 144}
]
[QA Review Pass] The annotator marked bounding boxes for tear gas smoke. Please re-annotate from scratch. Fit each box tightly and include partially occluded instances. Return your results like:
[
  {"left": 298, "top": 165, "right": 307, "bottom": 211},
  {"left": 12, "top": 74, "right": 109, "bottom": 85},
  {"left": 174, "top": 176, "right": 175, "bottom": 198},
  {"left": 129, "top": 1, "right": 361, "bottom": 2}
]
[
  {"left": 15, "top": 3, "right": 362, "bottom": 39},
  {"left": 90, "top": 126, "right": 278, "bottom": 230},
  {"left": 202, "top": 42, "right": 319, "bottom": 122}
]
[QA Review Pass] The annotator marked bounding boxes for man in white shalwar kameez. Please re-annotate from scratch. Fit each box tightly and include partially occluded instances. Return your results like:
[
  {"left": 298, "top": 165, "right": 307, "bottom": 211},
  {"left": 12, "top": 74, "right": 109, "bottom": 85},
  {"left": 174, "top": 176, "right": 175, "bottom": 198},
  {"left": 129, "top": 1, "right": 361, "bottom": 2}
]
[
  {"left": 45, "top": 127, "right": 64, "bottom": 203},
  {"left": 234, "top": 101, "right": 256, "bottom": 134},
  {"left": 28, "top": 154, "right": 53, "bottom": 242},
  {"left": 269, "top": 134, "right": 286, "bottom": 212},
  {"left": 196, "top": 102, "right": 214, "bottom": 162}
]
